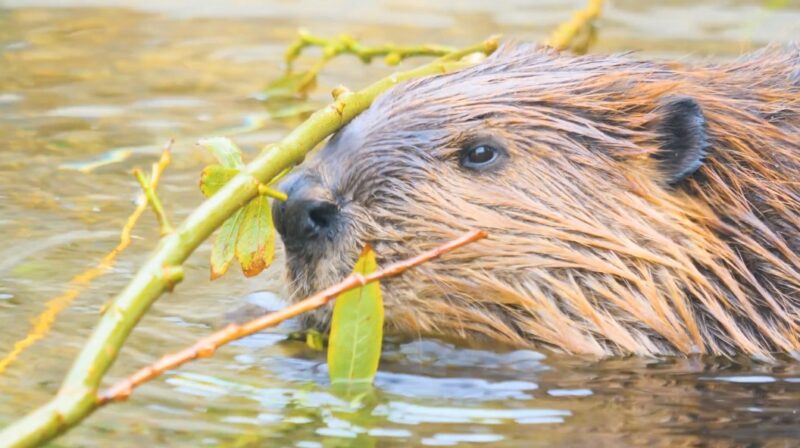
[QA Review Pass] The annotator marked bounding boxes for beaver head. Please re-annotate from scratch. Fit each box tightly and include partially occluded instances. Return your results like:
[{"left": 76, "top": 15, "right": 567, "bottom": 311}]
[{"left": 272, "top": 44, "right": 800, "bottom": 357}]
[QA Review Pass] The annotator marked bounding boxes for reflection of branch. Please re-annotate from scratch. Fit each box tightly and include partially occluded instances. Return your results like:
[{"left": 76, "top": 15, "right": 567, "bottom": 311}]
[
  {"left": 100, "top": 229, "right": 487, "bottom": 404},
  {"left": 0, "top": 39, "right": 498, "bottom": 448},
  {"left": 133, "top": 165, "right": 173, "bottom": 236},
  {"left": 0, "top": 145, "right": 172, "bottom": 376}
]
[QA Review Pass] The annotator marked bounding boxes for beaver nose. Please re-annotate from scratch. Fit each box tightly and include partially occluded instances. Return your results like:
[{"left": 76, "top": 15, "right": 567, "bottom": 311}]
[{"left": 272, "top": 174, "right": 339, "bottom": 245}]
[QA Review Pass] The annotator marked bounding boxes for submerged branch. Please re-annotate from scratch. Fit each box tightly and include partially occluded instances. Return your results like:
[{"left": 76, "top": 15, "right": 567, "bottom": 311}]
[
  {"left": 0, "top": 38, "right": 498, "bottom": 448},
  {"left": 99, "top": 229, "right": 487, "bottom": 404}
]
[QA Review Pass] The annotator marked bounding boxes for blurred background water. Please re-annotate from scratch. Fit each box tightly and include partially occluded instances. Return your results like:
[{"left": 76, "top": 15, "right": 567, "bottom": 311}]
[{"left": 1, "top": 1, "right": 799, "bottom": 446}]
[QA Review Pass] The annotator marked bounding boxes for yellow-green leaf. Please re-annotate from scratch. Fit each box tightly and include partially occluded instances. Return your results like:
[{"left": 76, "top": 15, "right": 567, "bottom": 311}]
[
  {"left": 198, "top": 137, "right": 245, "bottom": 169},
  {"left": 327, "top": 246, "right": 383, "bottom": 393},
  {"left": 234, "top": 196, "right": 275, "bottom": 277},
  {"left": 200, "top": 164, "right": 239, "bottom": 198},
  {"left": 210, "top": 208, "right": 245, "bottom": 280},
  {"left": 305, "top": 330, "right": 326, "bottom": 352}
]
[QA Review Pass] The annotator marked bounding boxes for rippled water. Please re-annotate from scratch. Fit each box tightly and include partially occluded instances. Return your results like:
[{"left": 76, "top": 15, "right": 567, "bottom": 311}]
[{"left": 1, "top": 1, "right": 800, "bottom": 446}]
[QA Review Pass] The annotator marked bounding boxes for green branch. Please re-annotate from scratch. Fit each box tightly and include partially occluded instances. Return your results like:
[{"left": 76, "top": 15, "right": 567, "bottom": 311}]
[
  {"left": 133, "top": 168, "right": 174, "bottom": 236},
  {"left": 258, "top": 184, "right": 288, "bottom": 201},
  {"left": 263, "top": 31, "right": 462, "bottom": 103},
  {"left": 285, "top": 29, "right": 456, "bottom": 71},
  {"left": 0, "top": 36, "right": 499, "bottom": 448}
]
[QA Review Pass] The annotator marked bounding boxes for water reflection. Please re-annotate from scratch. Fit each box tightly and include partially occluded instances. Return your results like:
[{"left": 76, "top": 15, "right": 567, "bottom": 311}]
[{"left": 1, "top": 1, "right": 800, "bottom": 447}]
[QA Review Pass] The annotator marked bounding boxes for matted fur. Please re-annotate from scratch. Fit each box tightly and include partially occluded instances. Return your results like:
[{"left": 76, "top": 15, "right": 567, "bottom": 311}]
[{"left": 275, "top": 43, "right": 800, "bottom": 357}]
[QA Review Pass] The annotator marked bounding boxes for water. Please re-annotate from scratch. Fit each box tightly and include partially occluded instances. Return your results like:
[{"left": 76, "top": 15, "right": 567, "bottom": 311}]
[{"left": 1, "top": 1, "right": 799, "bottom": 446}]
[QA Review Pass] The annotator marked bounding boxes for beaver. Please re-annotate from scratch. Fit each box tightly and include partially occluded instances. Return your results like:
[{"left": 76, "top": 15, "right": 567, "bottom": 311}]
[{"left": 271, "top": 43, "right": 800, "bottom": 358}]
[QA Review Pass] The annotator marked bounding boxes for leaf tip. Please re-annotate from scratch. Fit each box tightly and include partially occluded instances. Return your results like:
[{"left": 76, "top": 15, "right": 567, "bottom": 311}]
[
  {"left": 359, "top": 243, "right": 375, "bottom": 258},
  {"left": 241, "top": 258, "right": 267, "bottom": 278}
]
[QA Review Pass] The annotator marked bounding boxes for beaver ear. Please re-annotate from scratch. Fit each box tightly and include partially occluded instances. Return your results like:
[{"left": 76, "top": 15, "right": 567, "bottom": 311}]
[{"left": 652, "top": 96, "right": 709, "bottom": 184}]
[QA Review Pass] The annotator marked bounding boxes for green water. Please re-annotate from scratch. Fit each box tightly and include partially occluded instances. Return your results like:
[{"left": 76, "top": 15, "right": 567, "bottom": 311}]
[{"left": 1, "top": 1, "right": 799, "bottom": 446}]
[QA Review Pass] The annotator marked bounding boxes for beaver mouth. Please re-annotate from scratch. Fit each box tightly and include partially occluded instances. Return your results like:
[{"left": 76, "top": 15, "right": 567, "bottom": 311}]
[
  {"left": 284, "top": 249, "right": 325, "bottom": 300},
  {"left": 282, "top": 249, "right": 348, "bottom": 332}
]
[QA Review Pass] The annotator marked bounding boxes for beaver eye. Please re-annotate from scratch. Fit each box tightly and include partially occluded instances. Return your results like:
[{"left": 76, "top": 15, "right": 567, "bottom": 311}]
[{"left": 460, "top": 144, "right": 502, "bottom": 170}]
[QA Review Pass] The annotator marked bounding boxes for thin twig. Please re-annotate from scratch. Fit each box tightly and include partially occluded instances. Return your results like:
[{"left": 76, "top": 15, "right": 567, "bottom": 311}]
[
  {"left": 276, "top": 31, "right": 461, "bottom": 101},
  {"left": 546, "top": 0, "right": 603, "bottom": 53},
  {"left": 285, "top": 30, "right": 456, "bottom": 72},
  {"left": 0, "top": 146, "right": 172, "bottom": 375},
  {"left": 99, "top": 229, "right": 487, "bottom": 404},
  {"left": 133, "top": 165, "right": 174, "bottom": 236},
  {"left": 257, "top": 184, "right": 288, "bottom": 201}
]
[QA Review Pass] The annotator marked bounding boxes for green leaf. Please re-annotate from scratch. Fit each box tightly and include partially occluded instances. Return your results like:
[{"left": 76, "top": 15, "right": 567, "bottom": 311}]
[
  {"left": 200, "top": 164, "right": 239, "bottom": 197},
  {"left": 210, "top": 208, "right": 245, "bottom": 280},
  {"left": 305, "top": 329, "right": 326, "bottom": 351},
  {"left": 327, "top": 246, "right": 384, "bottom": 394},
  {"left": 198, "top": 137, "right": 245, "bottom": 169},
  {"left": 234, "top": 196, "right": 275, "bottom": 277},
  {"left": 199, "top": 138, "right": 281, "bottom": 280}
]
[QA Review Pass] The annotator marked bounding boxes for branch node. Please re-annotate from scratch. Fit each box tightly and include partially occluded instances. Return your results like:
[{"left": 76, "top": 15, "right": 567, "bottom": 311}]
[
  {"left": 384, "top": 52, "right": 401, "bottom": 66},
  {"left": 484, "top": 35, "right": 501, "bottom": 54},
  {"left": 331, "top": 85, "right": 351, "bottom": 100},
  {"left": 162, "top": 266, "right": 185, "bottom": 292},
  {"left": 258, "top": 184, "right": 288, "bottom": 201},
  {"left": 113, "top": 382, "right": 133, "bottom": 402},
  {"left": 352, "top": 273, "right": 368, "bottom": 287},
  {"left": 196, "top": 343, "right": 216, "bottom": 358}
]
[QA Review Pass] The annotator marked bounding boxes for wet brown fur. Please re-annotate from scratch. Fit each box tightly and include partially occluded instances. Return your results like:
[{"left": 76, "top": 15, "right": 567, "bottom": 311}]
[{"left": 278, "top": 43, "right": 800, "bottom": 357}]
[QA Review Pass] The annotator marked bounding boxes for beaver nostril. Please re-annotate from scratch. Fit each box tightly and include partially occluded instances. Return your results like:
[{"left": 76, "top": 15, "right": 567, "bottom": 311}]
[
  {"left": 305, "top": 200, "right": 338, "bottom": 233},
  {"left": 272, "top": 171, "right": 340, "bottom": 247},
  {"left": 273, "top": 196, "right": 339, "bottom": 246}
]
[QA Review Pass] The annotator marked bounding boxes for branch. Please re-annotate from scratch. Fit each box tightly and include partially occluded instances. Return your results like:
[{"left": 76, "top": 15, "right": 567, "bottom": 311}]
[
  {"left": 285, "top": 30, "right": 456, "bottom": 72},
  {"left": 133, "top": 167, "right": 174, "bottom": 236},
  {"left": 257, "top": 184, "right": 288, "bottom": 201},
  {"left": 100, "top": 229, "right": 487, "bottom": 403},
  {"left": 267, "top": 32, "right": 465, "bottom": 103},
  {"left": 545, "top": 0, "right": 603, "bottom": 53},
  {"left": 0, "top": 37, "right": 499, "bottom": 448},
  {"left": 0, "top": 146, "right": 172, "bottom": 375}
]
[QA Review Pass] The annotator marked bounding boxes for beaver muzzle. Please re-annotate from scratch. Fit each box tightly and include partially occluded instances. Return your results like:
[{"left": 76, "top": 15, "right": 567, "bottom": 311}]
[{"left": 272, "top": 172, "right": 339, "bottom": 252}]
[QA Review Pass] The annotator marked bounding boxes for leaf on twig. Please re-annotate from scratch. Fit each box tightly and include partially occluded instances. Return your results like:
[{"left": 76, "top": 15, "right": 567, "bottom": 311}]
[
  {"left": 199, "top": 165, "right": 239, "bottom": 198},
  {"left": 235, "top": 196, "right": 275, "bottom": 277},
  {"left": 198, "top": 137, "right": 245, "bottom": 169},
  {"left": 199, "top": 137, "right": 279, "bottom": 279},
  {"left": 327, "top": 246, "right": 384, "bottom": 396},
  {"left": 210, "top": 208, "right": 244, "bottom": 280}
]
